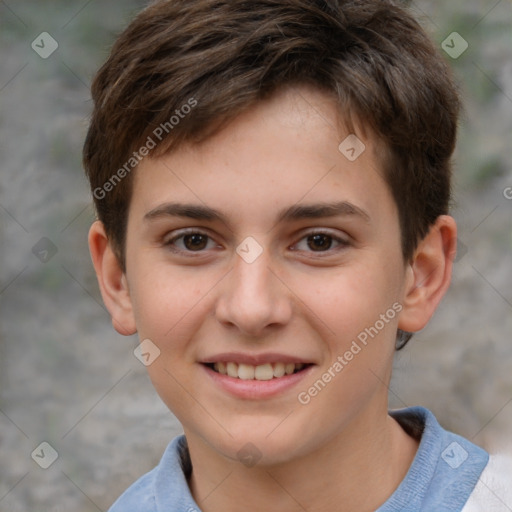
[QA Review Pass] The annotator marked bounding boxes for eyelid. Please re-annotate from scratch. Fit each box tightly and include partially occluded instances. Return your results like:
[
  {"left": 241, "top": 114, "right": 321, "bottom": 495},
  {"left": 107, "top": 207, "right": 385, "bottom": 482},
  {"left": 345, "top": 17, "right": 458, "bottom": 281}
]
[
  {"left": 291, "top": 229, "right": 351, "bottom": 253},
  {"left": 296, "top": 227, "right": 349, "bottom": 240},
  {"left": 164, "top": 227, "right": 212, "bottom": 242},
  {"left": 164, "top": 227, "right": 351, "bottom": 255},
  {"left": 164, "top": 228, "right": 220, "bottom": 254}
]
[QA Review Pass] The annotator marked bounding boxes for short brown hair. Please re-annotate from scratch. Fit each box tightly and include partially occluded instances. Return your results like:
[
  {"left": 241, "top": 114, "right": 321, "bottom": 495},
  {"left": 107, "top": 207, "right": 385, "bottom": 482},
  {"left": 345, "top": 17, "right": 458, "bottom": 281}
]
[{"left": 83, "top": 0, "right": 461, "bottom": 347}]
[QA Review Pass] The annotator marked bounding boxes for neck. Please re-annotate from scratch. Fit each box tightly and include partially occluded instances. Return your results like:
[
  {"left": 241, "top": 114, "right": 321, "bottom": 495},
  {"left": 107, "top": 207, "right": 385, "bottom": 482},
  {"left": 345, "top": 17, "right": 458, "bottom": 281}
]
[{"left": 185, "top": 404, "right": 419, "bottom": 512}]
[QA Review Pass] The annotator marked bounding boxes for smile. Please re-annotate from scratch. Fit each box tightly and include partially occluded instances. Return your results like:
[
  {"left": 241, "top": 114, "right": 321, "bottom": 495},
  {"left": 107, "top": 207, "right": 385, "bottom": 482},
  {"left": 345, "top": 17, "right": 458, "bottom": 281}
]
[{"left": 206, "top": 362, "right": 308, "bottom": 380}]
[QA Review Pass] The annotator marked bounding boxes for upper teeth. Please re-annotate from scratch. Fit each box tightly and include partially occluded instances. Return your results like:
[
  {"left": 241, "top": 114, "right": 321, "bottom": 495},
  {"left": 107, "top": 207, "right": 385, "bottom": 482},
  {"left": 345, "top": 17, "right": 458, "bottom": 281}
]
[{"left": 213, "top": 362, "right": 305, "bottom": 380}]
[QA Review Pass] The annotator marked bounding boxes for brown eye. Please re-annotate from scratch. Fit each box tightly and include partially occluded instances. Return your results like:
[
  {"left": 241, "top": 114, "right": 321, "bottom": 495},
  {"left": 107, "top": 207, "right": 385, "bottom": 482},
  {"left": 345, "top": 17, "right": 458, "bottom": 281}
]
[
  {"left": 292, "top": 230, "right": 350, "bottom": 254},
  {"left": 307, "top": 234, "right": 334, "bottom": 252},
  {"left": 182, "top": 233, "right": 209, "bottom": 251},
  {"left": 165, "top": 230, "right": 217, "bottom": 253}
]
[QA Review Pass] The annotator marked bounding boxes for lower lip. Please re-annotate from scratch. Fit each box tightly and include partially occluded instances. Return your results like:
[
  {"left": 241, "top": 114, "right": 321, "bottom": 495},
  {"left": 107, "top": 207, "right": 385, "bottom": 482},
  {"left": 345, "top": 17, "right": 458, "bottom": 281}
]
[{"left": 202, "top": 364, "right": 315, "bottom": 400}]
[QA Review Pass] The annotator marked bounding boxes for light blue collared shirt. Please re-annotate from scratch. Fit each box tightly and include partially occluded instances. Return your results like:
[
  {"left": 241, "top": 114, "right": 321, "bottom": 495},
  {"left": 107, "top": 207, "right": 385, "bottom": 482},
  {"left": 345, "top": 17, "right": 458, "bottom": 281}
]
[{"left": 109, "top": 406, "right": 489, "bottom": 512}]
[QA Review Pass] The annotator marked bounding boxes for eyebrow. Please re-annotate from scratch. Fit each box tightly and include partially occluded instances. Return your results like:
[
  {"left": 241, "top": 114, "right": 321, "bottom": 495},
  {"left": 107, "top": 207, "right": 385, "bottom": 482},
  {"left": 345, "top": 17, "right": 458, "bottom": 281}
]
[{"left": 143, "top": 200, "right": 371, "bottom": 225}]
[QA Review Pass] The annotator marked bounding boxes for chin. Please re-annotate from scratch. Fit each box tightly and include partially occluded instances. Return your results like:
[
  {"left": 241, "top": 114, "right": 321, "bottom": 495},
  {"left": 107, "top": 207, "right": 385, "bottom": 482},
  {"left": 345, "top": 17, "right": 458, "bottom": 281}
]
[{"left": 200, "top": 418, "right": 318, "bottom": 469}]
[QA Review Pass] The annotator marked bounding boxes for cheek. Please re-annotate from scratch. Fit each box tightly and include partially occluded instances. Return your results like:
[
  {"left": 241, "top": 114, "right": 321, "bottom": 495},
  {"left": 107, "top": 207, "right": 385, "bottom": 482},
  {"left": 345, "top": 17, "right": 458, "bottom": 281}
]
[
  {"left": 131, "top": 269, "right": 208, "bottom": 412},
  {"left": 130, "top": 260, "right": 207, "bottom": 342},
  {"left": 306, "top": 259, "right": 401, "bottom": 338},
  {"left": 298, "top": 269, "right": 400, "bottom": 419}
]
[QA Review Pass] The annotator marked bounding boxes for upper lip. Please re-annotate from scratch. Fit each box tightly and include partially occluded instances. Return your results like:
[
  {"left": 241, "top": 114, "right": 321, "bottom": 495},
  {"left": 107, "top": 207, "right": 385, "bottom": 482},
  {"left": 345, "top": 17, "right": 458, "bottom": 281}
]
[{"left": 200, "top": 352, "right": 314, "bottom": 366}]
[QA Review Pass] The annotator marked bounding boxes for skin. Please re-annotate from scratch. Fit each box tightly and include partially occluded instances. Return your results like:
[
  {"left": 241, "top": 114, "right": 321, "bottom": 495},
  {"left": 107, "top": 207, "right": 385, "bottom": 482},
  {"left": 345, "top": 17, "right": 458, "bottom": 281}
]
[{"left": 89, "top": 85, "right": 457, "bottom": 512}]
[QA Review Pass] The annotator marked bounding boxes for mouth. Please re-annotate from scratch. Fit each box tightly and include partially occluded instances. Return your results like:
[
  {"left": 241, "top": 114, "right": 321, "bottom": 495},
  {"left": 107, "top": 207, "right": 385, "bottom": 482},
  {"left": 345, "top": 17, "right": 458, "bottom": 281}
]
[{"left": 203, "top": 361, "right": 312, "bottom": 381}]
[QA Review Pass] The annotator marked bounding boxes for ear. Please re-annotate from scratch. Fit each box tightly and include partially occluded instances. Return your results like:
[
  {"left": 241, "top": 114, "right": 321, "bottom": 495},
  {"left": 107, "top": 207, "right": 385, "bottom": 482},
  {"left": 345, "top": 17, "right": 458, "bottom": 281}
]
[
  {"left": 398, "top": 215, "right": 457, "bottom": 333},
  {"left": 88, "top": 220, "right": 137, "bottom": 336}
]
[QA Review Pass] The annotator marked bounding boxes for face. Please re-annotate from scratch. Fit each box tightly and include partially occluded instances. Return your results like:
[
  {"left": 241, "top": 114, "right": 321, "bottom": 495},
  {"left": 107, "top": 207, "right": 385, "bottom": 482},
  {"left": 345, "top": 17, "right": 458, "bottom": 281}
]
[{"left": 122, "top": 85, "right": 410, "bottom": 466}]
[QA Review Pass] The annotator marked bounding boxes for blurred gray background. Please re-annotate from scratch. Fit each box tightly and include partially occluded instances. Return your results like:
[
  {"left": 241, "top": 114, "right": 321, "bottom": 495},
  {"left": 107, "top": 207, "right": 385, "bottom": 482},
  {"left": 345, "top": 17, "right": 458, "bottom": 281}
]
[{"left": 0, "top": 1, "right": 511, "bottom": 510}]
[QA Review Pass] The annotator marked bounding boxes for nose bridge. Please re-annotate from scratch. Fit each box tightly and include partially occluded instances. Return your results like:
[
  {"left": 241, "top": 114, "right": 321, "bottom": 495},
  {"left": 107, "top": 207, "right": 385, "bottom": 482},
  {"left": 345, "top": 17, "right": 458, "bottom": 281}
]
[
  {"left": 234, "top": 249, "right": 272, "bottom": 298},
  {"left": 215, "top": 244, "right": 291, "bottom": 335}
]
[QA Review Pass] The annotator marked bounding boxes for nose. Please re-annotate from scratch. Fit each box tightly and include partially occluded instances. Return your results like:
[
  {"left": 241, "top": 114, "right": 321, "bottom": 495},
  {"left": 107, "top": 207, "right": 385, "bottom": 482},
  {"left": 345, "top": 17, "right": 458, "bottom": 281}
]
[{"left": 214, "top": 247, "right": 293, "bottom": 338}]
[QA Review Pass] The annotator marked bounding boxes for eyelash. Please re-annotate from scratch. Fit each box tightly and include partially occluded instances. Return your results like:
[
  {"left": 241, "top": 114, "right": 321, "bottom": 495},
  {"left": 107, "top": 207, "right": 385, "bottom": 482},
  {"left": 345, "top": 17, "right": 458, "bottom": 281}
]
[{"left": 164, "top": 228, "right": 350, "bottom": 256}]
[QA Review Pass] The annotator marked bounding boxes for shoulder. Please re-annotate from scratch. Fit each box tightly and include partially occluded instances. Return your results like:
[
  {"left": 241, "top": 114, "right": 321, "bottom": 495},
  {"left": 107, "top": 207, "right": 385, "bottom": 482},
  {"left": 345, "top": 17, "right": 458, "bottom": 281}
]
[
  {"left": 108, "top": 434, "right": 196, "bottom": 512},
  {"left": 379, "top": 407, "right": 490, "bottom": 512},
  {"left": 462, "top": 453, "right": 512, "bottom": 512},
  {"left": 108, "top": 465, "right": 158, "bottom": 512},
  {"left": 108, "top": 466, "right": 158, "bottom": 512}
]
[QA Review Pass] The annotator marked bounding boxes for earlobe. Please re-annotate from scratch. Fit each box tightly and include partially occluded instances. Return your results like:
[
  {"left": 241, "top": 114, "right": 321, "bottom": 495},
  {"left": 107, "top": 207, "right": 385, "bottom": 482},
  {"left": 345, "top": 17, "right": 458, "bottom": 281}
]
[
  {"left": 88, "top": 220, "right": 137, "bottom": 336},
  {"left": 398, "top": 215, "right": 457, "bottom": 333}
]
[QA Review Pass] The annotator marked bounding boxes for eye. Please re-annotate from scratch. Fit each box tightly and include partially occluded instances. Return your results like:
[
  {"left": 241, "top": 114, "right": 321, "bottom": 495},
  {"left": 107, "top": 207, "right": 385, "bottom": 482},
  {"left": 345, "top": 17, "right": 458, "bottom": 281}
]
[
  {"left": 292, "top": 231, "right": 350, "bottom": 254},
  {"left": 165, "top": 230, "right": 218, "bottom": 253},
  {"left": 164, "top": 229, "right": 349, "bottom": 256}
]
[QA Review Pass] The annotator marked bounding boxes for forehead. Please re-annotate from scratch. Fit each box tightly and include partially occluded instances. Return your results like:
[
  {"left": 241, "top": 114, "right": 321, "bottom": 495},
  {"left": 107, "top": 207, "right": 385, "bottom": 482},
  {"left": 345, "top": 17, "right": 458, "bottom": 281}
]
[{"left": 130, "top": 85, "right": 396, "bottom": 229}]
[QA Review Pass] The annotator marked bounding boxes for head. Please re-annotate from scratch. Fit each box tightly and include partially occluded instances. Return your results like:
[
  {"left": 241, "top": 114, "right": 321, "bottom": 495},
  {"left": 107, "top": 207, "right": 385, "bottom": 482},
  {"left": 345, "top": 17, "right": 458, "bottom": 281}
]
[{"left": 85, "top": 0, "right": 459, "bottom": 467}]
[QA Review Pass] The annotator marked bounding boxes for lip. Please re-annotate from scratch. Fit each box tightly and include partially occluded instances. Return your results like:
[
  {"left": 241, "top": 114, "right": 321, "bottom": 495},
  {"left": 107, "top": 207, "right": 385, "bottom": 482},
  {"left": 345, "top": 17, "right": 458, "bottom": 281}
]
[
  {"left": 201, "top": 361, "right": 315, "bottom": 400},
  {"left": 200, "top": 352, "right": 314, "bottom": 366}
]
